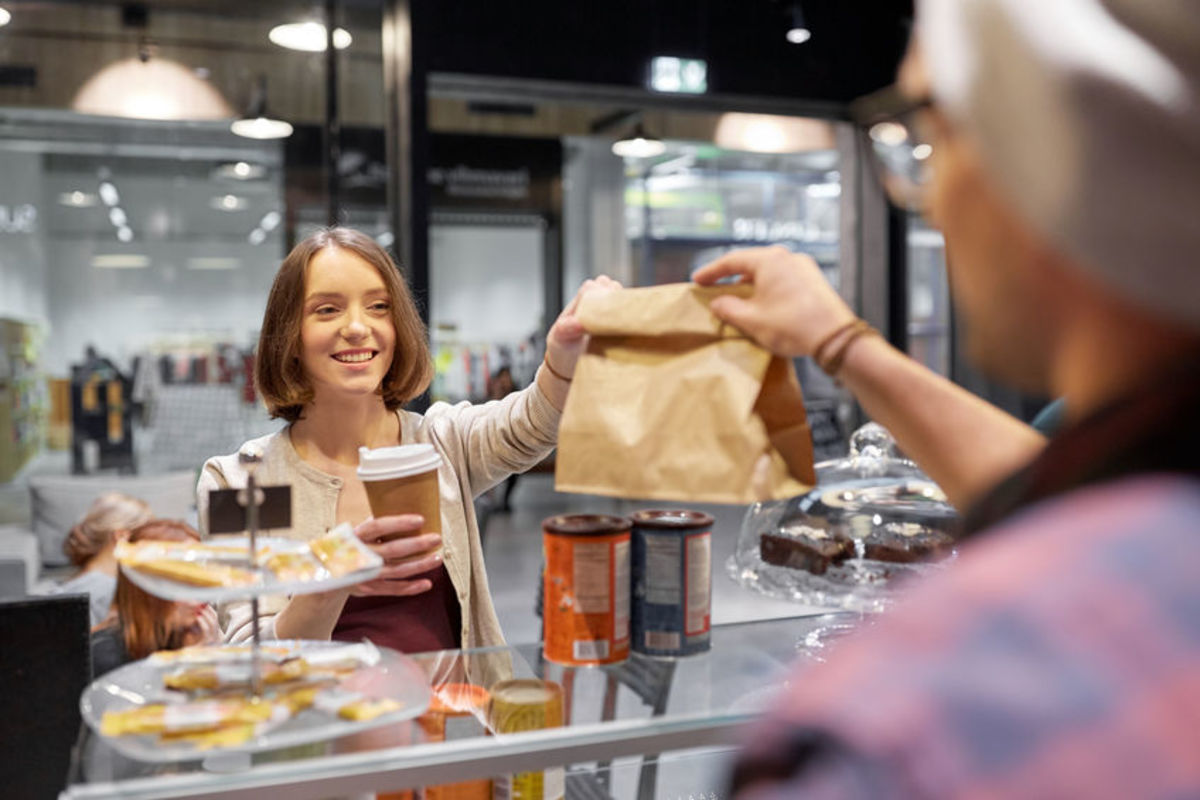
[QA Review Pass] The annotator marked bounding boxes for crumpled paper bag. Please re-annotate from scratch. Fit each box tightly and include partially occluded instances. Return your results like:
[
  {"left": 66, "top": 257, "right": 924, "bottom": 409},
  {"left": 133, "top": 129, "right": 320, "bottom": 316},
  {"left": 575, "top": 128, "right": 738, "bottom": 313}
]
[{"left": 555, "top": 283, "right": 816, "bottom": 504}]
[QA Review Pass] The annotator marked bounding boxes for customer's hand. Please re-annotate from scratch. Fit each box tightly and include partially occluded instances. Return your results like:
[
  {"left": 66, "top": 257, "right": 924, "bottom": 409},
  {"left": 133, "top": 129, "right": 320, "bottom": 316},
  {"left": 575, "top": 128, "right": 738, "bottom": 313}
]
[
  {"left": 350, "top": 514, "right": 442, "bottom": 597},
  {"left": 693, "top": 246, "right": 857, "bottom": 358},
  {"left": 544, "top": 275, "right": 623, "bottom": 380}
]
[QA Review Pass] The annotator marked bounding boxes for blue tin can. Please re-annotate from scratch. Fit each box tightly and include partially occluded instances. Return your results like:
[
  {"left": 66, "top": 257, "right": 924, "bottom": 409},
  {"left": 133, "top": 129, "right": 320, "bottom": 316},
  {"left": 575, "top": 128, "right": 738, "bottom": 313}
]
[{"left": 630, "top": 509, "right": 714, "bottom": 657}]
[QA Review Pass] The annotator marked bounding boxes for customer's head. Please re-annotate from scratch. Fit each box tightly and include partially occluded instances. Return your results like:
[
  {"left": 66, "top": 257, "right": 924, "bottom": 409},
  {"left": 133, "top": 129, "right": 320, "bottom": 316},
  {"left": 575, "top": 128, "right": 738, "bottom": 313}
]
[
  {"left": 112, "top": 519, "right": 218, "bottom": 659},
  {"left": 256, "top": 227, "right": 432, "bottom": 421},
  {"left": 64, "top": 492, "right": 152, "bottom": 568},
  {"left": 906, "top": 0, "right": 1200, "bottom": 390},
  {"left": 488, "top": 366, "right": 515, "bottom": 399}
]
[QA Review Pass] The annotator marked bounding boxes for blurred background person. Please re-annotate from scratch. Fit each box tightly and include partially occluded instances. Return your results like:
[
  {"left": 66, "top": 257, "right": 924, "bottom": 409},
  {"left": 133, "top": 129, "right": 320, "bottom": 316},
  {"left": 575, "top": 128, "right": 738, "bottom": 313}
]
[
  {"left": 38, "top": 492, "right": 152, "bottom": 628},
  {"left": 90, "top": 519, "right": 220, "bottom": 678},
  {"left": 702, "top": 1, "right": 1200, "bottom": 797}
]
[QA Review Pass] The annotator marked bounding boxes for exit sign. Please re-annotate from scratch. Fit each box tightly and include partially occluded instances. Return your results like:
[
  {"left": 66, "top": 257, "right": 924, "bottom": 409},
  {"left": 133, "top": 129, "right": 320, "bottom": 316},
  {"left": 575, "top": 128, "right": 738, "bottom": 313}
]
[{"left": 649, "top": 57, "right": 707, "bottom": 94}]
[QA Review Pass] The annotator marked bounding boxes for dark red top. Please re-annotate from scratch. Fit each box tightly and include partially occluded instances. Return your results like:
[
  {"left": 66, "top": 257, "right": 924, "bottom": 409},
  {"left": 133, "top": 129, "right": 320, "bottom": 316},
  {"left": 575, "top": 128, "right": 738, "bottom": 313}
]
[{"left": 331, "top": 564, "right": 462, "bottom": 654}]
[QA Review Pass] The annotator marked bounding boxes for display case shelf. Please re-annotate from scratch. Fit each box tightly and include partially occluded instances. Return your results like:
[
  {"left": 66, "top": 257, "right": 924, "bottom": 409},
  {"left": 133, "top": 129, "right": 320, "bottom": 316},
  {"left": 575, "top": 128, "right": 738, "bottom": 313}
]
[{"left": 66, "top": 612, "right": 855, "bottom": 800}]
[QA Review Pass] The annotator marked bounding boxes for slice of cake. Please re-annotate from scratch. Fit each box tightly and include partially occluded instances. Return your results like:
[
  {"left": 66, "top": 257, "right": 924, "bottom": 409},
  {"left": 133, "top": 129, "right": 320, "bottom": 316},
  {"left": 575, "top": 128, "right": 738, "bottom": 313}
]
[
  {"left": 760, "top": 518, "right": 853, "bottom": 575},
  {"left": 862, "top": 522, "right": 955, "bottom": 563}
]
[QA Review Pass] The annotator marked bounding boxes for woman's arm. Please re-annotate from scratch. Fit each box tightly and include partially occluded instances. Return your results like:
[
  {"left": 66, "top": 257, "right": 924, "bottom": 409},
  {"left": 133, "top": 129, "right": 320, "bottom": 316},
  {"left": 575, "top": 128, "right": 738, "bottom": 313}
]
[
  {"left": 694, "top": 247, "right": 1044, "bottom": 509},
  {"left": 429, "top": 276, "right": 621, "bottom": 497}
]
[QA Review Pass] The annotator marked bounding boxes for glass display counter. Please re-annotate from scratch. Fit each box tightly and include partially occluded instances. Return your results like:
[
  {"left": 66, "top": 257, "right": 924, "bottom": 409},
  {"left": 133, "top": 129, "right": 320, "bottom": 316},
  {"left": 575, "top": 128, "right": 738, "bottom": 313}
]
[{"left": 64, "top": 612, "right": 855, "bottom": 800}]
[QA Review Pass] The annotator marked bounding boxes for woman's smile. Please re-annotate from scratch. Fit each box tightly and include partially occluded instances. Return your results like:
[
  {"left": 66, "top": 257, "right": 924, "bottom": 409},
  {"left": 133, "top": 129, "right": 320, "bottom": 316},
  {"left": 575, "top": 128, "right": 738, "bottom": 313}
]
[{"left": 333, "top": 348, "right": 379, "bottom": 365}]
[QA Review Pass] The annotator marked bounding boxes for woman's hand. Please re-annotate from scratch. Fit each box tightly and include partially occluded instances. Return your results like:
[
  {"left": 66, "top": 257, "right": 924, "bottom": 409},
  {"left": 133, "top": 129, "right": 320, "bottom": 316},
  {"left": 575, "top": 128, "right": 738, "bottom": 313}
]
[
  {"left": 692, "top": 246, "right": 857, "bottom": 358},
  {"left": 543, "top": 275, "right": 623, "bottom": 380},
  {"left": 350, "top": 514, "right": 442, "bottom": 597},
  {"left": 192, "top": 604, "right": 221, "bottom": 645}
]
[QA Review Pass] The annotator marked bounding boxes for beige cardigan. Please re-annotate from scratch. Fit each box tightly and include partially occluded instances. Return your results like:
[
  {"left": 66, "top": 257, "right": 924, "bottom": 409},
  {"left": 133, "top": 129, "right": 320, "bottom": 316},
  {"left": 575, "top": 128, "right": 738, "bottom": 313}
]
[{"left": 196, "top": 382, "right": 561, "bottom": 651}]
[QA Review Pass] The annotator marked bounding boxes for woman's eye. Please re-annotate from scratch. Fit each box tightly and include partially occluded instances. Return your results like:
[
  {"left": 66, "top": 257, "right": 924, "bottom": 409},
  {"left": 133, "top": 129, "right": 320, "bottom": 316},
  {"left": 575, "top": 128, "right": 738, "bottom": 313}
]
[
  {"left": 315, "top": 305, "right": 338, "bottom": 315},
  {"left": 370, "top": 302, "right": 390, "bottom": 312}
]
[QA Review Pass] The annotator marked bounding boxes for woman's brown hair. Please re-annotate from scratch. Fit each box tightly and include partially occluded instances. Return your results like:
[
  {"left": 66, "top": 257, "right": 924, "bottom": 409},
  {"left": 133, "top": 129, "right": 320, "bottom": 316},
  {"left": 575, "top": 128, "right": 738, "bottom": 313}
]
[
  {"left": 108, "top": 519, "right": 206, "bottom": 659},
  {"left": 255, "top": 227, "right": 433, "bottom": 422}
]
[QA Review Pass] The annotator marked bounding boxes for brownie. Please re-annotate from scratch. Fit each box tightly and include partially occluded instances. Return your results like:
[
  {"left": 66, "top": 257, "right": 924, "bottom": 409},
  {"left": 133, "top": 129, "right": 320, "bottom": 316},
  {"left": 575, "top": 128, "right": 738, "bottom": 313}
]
[
  {"left": 760, "top": 520, "right": 853, "bottom": 575},
  {"left": 862, "top": 522, "right": 955, "bottom": 563}
]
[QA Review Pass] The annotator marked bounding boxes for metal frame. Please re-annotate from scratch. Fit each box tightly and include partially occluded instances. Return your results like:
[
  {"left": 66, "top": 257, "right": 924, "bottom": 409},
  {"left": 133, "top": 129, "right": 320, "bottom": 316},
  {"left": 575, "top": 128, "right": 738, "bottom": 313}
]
[
  {"left": 429, "top": 72, "right": 849, "bottom": 120},
  {"left": 64, "top": 708, "right": 751, "bottom": 800},
  {"left": 383, "top": 0, "right": 431, "bottom": 325}
]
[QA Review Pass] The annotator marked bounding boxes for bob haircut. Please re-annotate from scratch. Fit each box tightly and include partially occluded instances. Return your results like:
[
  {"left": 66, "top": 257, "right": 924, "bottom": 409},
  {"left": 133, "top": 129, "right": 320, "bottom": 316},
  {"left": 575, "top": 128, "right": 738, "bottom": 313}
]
[
  {"left": 255, "top": 227, "right": 433, "bottom": 422},
  {"left": 110, "top": 519, "right": 207, "bottom": 658}
]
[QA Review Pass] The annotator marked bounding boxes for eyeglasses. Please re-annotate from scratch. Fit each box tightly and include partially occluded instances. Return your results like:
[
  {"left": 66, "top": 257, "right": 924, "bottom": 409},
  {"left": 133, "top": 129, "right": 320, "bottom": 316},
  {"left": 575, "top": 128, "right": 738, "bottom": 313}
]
[{"left": 849, "top": 85, "right": 935, "bottom": 212}]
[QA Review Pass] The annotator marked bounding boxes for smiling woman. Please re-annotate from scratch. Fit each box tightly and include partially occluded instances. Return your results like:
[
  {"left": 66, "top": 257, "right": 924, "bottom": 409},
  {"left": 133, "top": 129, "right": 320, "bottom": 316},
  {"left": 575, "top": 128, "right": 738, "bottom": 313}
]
[{"left": 196, "top": 227, "right": 620, "bottom": 658}]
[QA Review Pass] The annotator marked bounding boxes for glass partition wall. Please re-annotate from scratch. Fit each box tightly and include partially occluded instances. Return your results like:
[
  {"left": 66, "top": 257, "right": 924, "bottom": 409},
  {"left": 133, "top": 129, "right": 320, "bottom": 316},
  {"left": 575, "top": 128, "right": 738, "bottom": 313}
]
[
  {"left": 0, "top": 1, "right": 881, "bottom": 490},
  {"left": 0, "top": 1, "right": 382, "bottom": 483}
]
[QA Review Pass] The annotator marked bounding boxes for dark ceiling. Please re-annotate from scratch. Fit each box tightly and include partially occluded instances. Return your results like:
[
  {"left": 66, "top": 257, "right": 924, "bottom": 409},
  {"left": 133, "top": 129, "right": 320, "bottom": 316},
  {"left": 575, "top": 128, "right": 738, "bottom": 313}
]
[
  {"left": 424, "top": 0, "right": 914, "bottom": 105},
  {"left": 23, "top": 0, "right": 913, "bottom": 107}
]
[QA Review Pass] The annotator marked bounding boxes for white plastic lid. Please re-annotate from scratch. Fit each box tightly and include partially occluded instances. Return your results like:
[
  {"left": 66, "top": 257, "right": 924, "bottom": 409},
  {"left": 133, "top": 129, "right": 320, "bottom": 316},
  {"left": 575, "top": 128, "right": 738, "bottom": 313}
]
[{"left": 356, "top": 443, "right": 442, "bottom": 480}]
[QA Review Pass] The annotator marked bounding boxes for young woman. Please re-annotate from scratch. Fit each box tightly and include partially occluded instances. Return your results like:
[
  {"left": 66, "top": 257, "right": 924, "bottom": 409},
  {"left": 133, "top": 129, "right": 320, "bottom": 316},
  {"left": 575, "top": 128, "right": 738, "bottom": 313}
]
[
  {"left": 43, "top": 492, "right": 152, "bottom": 628},
  {"left": 198, "top": 227, "right": 617, "bottom": 654},
  {"left": 90, "top": 519, "right": 221, "bottom": 678}
]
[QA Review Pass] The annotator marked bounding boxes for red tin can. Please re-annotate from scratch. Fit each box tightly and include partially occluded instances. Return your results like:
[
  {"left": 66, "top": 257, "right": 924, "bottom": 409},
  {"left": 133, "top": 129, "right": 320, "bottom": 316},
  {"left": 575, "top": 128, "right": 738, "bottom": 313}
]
[{"left": 542, "top": 514, "right": 631, "bottom": 665}]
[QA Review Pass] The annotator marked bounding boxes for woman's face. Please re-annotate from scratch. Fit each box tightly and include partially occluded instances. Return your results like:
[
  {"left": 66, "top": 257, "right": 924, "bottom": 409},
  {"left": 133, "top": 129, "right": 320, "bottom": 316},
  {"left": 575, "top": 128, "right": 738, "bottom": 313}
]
[{"left": 299, "top": 247, "right": 396, "bottom": 402}]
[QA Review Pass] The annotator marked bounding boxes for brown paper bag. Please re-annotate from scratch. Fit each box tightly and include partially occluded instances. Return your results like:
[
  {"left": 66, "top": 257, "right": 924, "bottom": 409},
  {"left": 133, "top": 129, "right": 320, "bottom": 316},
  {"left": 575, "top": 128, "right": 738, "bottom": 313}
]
[{"left": 555, "top": 283, "right": 816, "bottom": 504}]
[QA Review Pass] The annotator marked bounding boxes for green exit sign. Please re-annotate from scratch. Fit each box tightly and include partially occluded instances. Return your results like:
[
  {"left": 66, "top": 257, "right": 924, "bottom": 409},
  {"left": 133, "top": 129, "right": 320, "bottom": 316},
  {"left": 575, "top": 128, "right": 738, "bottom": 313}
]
[{"left": 649, "top": 57, "right": 707, "bottom": 94}]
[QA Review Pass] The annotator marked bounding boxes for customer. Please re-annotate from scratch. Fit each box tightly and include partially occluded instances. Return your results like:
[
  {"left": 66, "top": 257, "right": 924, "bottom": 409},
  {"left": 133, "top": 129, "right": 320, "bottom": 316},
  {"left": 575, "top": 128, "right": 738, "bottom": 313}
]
[
  {"left": 91, "top": 519, "right": 220, "bottom": 678},
  {"left": 42, "top": 492, "right": 152, "bottom": 628},
  {"left": 702, "top": 1, "right": 1200, "bottom": 796},
  {"left": 198, "top": 227, "right": 618, "bottom": 653}
]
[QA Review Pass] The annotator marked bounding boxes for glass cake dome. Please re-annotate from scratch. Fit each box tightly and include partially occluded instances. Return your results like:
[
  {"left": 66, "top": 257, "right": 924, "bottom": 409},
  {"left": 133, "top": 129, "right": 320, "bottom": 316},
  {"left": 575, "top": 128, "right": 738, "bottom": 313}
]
[{"left": 728, "top": 422, "right": 959, "bottom": 613}]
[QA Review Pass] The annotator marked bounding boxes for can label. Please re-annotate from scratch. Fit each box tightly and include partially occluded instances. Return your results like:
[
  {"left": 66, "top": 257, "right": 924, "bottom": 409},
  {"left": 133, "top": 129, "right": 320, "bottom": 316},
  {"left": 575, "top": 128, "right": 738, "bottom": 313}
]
[
  {"left": 685, "top": 532, "right": 711, "bottom": 636},
  {"left": 544, "top": 531, "right": 631, "bottom": 665},
  {"left": 493, "top": 767, "right": 564, "bottom": 800},
  {"left": 632, "top": 526, "right": 711, "bottom": 656}
]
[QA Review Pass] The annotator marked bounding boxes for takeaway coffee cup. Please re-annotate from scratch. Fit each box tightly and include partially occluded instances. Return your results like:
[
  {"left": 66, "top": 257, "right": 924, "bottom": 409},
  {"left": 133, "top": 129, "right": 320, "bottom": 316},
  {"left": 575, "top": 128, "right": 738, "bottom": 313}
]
[{"left": 357, "top": 444, "right": 443, "bottom": 536}]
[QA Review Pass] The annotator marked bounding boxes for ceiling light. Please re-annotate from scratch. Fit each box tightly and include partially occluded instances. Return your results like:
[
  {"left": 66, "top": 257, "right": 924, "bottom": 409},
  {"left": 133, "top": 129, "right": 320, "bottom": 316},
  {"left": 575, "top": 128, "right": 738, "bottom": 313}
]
[
  {"left": 231, "top": 117, "right": 293, "bottom": 139},
  {"left": 715, "top": 113, "right": 835, "bottom": 154},
  {"left": 0, "top": 8, "right": 10, "bottom": 27},
  {"left": 268, "top": 22, "right": 351, "bottom": 52},
  {"left": 612, "top": 124, "right": 667, "bottom": 159},
  {"left": 93, "top": 253, "right": 148, "bottom": 269},
  {"left": 214, "top": 161, "right": 266, "bottom": 180},
  {"left": 211, "top": 194, "right": 247, "bottom": 211},
  {"left": 259, "top": 210, "right": 281, "bottom": 231},
  {"left": 59, "top": 191, "right": 97, "bottom": 208},
  {"left": 187, "top": 257, "right": 240, "bottom": 270},
  {"left": 72, "top": 57, "right": 234, "bottom": 121},
  {"left": 232, "top": 75, "right": 293, "bottom": 140},
  {"left": 912, "top": 143, "right": 934, "bottom": 161},
  {"left": 109, "top": 207, "right": 127, "bottom": 226},
  {"left": 869, "top": 121, "right": 909, "bottom": 148},
  {"left": 98, "top": 182, "right": 120, "bottom": 206},
  {"left": 248, "top": 228, "right": 267, "bottom": 245},
  {"left": 116, "top": 226, "right": 133, "bottom": 242},
  {"left": 786, "top": 4, "right": 811, "bottom": 44}
]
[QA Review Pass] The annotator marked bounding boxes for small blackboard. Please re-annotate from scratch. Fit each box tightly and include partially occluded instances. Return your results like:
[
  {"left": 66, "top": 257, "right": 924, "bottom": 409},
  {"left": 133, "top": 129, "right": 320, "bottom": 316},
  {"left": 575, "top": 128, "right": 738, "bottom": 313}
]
[{"left": 207, "top": 485, "right": 292, "bottom": 534}]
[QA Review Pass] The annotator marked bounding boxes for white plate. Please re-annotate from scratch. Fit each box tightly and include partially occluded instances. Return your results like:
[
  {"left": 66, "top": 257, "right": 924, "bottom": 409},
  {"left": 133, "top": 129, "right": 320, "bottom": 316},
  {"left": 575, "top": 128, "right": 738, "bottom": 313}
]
[
  {"left": 81, "top": 640, "right": 431, "bottom": 763},
  {"left": 119, "top": 535, "right": 382, "bottom": 603}
]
